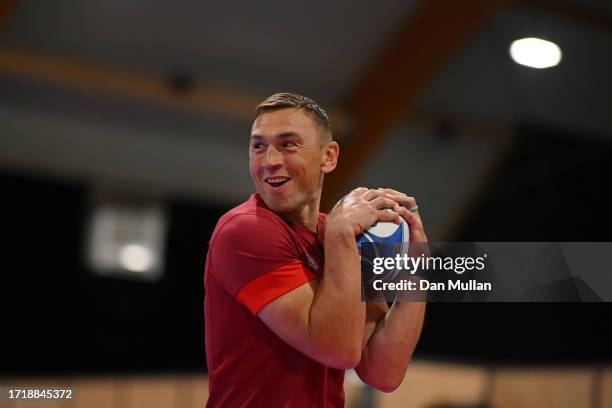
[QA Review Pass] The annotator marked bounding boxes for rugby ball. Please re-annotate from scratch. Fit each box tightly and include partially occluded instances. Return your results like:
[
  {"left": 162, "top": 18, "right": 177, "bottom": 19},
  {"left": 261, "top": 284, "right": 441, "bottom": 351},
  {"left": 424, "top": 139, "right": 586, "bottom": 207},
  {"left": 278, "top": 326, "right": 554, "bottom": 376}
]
[{"left": 357, "top": 210, "right": 410, "bottom": 284}]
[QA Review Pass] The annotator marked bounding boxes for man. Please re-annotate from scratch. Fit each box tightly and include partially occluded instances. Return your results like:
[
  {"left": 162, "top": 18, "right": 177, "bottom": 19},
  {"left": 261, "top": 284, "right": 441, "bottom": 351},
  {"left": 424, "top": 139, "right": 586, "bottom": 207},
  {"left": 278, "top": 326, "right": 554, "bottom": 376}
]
[{"left": 204, "top": 93, "right": 426, "bottom": 407}]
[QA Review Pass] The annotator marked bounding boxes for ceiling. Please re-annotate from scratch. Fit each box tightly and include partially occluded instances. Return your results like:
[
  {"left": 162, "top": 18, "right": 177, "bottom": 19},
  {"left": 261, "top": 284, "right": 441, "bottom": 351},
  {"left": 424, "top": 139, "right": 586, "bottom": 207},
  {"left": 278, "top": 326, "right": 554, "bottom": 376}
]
[
  {"left": 1, "top": 0, "right": 417, "bottom": 103},
  {"left": 0, "top": 0, "right": 610, "bottom": 238}
]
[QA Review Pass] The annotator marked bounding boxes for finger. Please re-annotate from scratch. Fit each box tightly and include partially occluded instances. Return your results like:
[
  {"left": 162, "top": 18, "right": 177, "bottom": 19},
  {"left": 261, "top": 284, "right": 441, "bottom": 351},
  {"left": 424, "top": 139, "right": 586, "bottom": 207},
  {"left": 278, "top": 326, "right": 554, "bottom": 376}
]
[
  {"left": 390, "top": 194, "right": 417, "bottom": 209},
  {"left": 370, "top": 196, "right": 398, "bottom": 210},
  {"left": 362, "top": 189, "right": 387, "bottom": 201},
  {"left": 349, "top": 187, "right": 369, "bottom": 197},
  {"left": 394, "top": 205, "right": 421, "bottom": 226},
  {"left": 394, "top": 205, "right": 427, "bottom": 241},
  {"left": 335, "top": 188, "right": 368, "bottom": 208},
  {"left": 375, "top": 188, "right": 416, "bottom": 208},
  {"left": 377, "top": 209, "right": 401, "bottom": 224},
  {"left": 342, "top": 188, "right": 368, "bottom": 204},
  {"left": 377, "top": 187, "right": 406, "bottom": 196}
]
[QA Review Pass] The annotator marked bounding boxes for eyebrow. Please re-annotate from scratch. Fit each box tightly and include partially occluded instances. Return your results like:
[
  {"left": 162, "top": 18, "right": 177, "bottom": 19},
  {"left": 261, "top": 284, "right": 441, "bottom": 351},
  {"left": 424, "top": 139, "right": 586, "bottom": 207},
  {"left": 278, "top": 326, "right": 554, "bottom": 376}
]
[{"left": 250, "top": 132, "right": 301, "bottom": 140}]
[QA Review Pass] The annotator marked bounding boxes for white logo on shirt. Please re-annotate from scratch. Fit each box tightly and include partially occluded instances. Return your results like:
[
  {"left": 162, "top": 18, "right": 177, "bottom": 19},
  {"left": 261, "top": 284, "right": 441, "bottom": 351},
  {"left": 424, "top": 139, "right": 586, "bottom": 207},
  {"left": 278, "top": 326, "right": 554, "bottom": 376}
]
[{"left": 306, "top": 253, "right": 319, "bottom": 271}]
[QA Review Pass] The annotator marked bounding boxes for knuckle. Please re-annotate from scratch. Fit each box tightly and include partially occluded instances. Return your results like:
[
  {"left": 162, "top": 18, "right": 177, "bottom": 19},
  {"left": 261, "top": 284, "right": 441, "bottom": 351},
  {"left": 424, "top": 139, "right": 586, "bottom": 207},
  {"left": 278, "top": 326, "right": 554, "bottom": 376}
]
[{"left": 403, "top": 211, "right": 415, "bottom": 220}]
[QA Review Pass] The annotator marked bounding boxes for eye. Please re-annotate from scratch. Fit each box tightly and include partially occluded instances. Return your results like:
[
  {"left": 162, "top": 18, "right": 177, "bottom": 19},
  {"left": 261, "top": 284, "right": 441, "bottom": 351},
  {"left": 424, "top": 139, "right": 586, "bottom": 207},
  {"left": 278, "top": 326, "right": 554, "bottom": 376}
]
[
  {"left": 283, "top": 141, "right": 298, "bottom": 148},
  {"left": 251, "top": 141, "right": 265, "bottom": 150}
]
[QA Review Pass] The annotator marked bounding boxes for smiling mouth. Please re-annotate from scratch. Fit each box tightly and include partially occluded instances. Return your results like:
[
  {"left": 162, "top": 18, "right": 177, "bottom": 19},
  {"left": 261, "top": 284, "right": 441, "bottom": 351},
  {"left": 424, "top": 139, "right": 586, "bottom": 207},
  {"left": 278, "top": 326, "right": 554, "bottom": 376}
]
[{"left": 264, "top": 177, "right": 290, "bottom": 188}]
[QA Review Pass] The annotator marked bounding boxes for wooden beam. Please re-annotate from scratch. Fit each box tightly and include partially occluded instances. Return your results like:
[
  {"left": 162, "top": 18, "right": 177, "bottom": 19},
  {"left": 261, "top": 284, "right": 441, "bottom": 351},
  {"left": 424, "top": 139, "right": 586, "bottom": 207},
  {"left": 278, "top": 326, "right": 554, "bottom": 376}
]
[
  {"left": 322, "top": 0, "right": 508, "bottom": 210},
  {"left": 0, "top": 45, "right": 350, "bottom": 131},
  {"left": 0, "top": 45, "right": 260, "bottom": 120}
]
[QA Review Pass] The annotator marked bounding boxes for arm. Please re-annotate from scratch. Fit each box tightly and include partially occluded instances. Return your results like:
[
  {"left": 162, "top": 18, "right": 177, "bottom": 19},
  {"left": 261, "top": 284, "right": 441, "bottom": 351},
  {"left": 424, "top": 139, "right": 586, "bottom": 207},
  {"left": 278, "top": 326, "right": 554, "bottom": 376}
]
[
  {"left": 258, "top": 188, "right": 401, "bottom": 369},
  {"left": 356, "top": 301, "right": 425, "bottom": 391},
  {"left": 355, "top": 189, "right": 428, "bottom": 391}
]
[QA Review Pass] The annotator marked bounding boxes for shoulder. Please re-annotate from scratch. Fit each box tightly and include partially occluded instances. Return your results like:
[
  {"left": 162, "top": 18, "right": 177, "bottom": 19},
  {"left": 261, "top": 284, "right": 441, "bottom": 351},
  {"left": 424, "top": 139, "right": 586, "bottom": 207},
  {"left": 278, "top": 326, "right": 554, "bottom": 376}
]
[
  {"left": 206, "top": 196, "right": 304, "bottom": 297},
  {"left": 212, "top": 202, "right": 290, "bottom": 246},
  {"left": 208, "top": 195, "right": 296, "bottom": 261}
]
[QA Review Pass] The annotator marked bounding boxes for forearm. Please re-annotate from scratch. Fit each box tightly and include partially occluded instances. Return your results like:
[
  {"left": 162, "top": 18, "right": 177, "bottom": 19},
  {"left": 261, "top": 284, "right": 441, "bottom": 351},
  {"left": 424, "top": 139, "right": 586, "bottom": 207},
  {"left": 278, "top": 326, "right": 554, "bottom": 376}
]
[
  {"left": 309, "top": 226, "right": 365, "bottom": 366},
  {"left": 356, "top": 301, "right": 426, "bottom": 392}
]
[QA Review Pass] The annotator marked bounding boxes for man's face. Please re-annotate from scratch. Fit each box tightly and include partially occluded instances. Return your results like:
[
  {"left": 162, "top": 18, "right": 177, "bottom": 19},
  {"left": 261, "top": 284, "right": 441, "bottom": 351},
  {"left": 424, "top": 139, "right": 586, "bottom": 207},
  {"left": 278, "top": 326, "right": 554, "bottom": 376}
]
[{"left": 249, "top": 108, "right": 328, "bottom": 214}]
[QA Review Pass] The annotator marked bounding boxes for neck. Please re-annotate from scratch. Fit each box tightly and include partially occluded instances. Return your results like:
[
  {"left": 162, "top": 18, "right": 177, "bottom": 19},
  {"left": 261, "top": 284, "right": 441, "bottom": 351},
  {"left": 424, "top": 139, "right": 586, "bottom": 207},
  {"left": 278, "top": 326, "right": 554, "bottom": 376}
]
[{"left": 282, "top": 190, "right": 321, "bottom": 232}]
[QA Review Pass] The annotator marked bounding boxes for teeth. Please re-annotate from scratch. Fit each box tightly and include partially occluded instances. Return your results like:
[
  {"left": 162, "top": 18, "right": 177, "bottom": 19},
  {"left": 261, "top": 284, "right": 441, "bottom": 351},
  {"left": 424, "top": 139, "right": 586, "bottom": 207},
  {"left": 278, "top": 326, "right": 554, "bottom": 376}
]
[{"left": 267, "top": 177, "right": 288, "bottom": 183}]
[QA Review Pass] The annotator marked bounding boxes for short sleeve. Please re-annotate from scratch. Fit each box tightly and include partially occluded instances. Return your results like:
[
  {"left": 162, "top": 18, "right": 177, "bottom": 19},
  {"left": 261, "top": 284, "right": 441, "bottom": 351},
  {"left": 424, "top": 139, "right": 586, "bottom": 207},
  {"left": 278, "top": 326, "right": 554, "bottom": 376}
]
[{"left": 209, "top": 213, "right": 316, "bottom": 314}]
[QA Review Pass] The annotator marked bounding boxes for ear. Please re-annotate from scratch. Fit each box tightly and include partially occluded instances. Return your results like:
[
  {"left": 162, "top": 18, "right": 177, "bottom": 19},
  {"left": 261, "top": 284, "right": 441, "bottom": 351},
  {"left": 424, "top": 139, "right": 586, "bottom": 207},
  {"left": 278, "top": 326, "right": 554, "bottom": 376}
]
[{"left": 321, "top": 141, "right": 339, "bottom": 174}]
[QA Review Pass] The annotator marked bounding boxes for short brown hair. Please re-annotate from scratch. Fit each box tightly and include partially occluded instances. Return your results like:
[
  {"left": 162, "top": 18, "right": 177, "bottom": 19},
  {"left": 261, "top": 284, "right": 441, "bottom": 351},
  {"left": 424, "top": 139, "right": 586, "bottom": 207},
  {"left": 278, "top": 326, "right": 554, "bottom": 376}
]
[{"left": 254, "top": 92, "right": 332, "bottom": 142}]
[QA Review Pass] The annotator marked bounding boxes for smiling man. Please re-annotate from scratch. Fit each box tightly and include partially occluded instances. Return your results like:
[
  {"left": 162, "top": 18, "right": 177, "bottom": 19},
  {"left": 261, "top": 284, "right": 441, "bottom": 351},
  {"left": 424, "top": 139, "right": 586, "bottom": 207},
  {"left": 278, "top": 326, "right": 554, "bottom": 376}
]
[{"left": 204, "top": 93, "right": 426, "bottom": 407}]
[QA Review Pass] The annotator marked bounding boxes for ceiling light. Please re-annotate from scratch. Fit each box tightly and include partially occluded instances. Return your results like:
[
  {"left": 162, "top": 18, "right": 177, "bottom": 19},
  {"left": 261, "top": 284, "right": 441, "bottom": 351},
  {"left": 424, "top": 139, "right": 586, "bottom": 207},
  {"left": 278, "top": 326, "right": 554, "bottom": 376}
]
[
  {"left": 86, "top": 202, "right": 166, "bottom": 281},
  {"left": 119, "top": 244, "right": 153, "bottom": 272},
  {"left": 509, "top": 37, "right": 562, "bottom": 69}
]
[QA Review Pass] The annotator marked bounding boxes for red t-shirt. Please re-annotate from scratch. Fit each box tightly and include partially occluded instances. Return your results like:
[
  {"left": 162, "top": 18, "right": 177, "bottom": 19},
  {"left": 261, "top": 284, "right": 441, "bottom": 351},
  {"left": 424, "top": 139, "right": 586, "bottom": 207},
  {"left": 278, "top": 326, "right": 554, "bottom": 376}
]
[{"left": 204, "top": 194, "right": 345, "bottom": 407}]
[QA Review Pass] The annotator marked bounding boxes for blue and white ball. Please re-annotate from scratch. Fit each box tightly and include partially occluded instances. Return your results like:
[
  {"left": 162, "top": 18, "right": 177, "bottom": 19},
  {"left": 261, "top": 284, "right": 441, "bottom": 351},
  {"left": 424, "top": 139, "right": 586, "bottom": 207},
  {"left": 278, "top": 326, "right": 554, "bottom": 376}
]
[{"left": 357, "top": 210, "right": 410, "bottom": 284}]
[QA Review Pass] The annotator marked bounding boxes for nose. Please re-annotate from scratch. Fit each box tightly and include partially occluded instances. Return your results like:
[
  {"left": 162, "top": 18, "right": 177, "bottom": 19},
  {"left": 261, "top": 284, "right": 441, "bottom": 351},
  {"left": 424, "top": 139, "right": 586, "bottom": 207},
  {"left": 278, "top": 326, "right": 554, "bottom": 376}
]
[{"left": 263, "top": 146, "right": 283, "bottom": 168}]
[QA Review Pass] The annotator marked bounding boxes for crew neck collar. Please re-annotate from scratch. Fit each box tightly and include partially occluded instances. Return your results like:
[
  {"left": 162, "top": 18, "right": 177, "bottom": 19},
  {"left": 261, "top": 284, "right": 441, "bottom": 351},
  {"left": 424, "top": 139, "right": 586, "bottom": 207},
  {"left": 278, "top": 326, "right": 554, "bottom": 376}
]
[{"left": 253, "top": 193, "right": 325, "bottom": 243}]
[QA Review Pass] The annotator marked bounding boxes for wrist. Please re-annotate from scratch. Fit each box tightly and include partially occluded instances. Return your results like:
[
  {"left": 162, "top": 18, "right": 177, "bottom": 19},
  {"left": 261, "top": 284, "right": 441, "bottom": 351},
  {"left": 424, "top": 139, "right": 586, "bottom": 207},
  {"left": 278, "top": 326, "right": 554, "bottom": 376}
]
[{"left": 324, "top": 219, "right": 355, "bottom": 242}]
